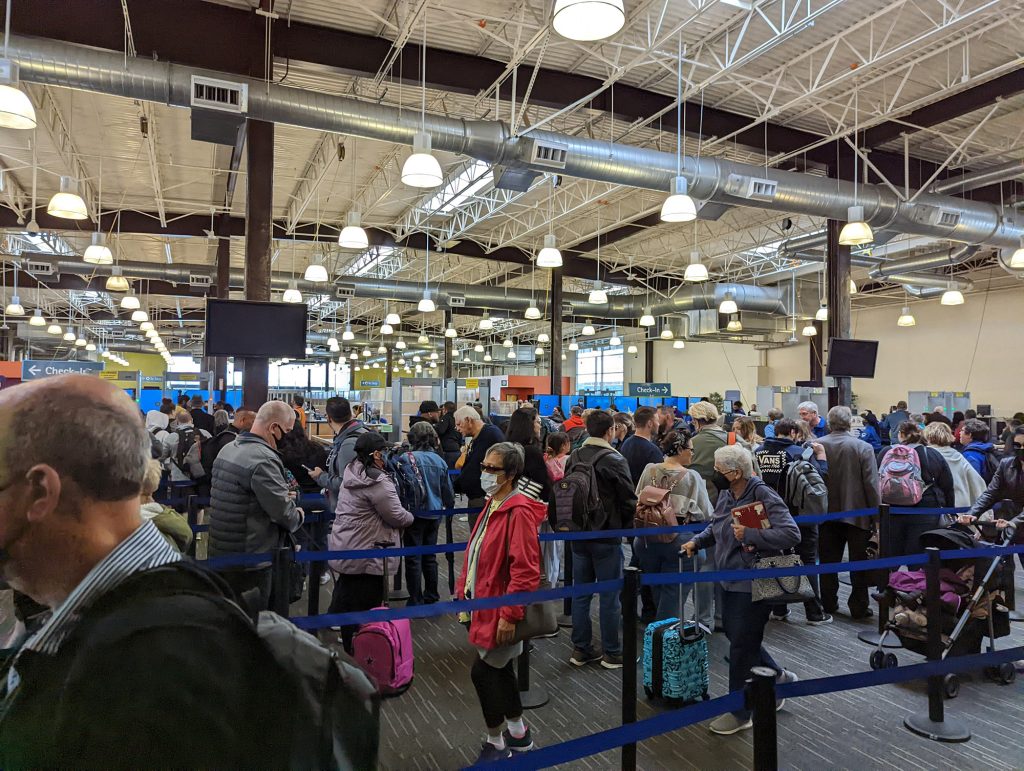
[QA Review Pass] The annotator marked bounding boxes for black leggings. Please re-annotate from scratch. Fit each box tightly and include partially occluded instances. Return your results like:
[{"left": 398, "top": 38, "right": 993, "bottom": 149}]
[
  {"left": 328, "top": 573, "right": 385, "bottom": 653},
  {"left": 470, "top": 657, "right": 522, "bottom": 730}
]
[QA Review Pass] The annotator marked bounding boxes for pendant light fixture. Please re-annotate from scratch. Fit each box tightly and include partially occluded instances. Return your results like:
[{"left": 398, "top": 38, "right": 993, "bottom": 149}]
[
  {"left": 479, "top": 311, "right": 493, "bottom": 331},
  {"left": 483, "top": 352, "right": 493, "bottom": 362},
  {"left": 726, "top": 315, "right": 742, "bottom": 332},
  {"left": 349, "top": 351, "right": 358, "bottom": 360},
  {"left": 639, "top": 307, "right": 655, "bottom": 327},
  {"left": 673, "top": 339, "right": 686, "bottom": 349},
  {"left": 63, "top": 329, "right": 75, "bottom": 342},
  {"left": 684, "top": 250, "right": 708, "bottom": 282},
  {"left": 473, "top": 342, "right": 485, "bottom": 353},
  {"left": 661, "top": 37, "right": 697, "bottom": 223},
  {"left": 815, "top": 302, "right": 828, "bottom": 322},
  {"left": 74, "top": 331, "right": 87, "bottom": 347},
  {"left": 5, "top": 262, "right": 23, "bottom": 316},
  {"left": 1008, "top": 236, "right": 1024, "bottom": 268},
  {"left": 83, "top": 232, "right": 113, "bottom": 265},
  {"left": 552, "top": 0, "right": 625, "bottom": 42},
  {"left": 444, "top": 324, "right": 457, "bottom": 338},
  {"left": 536, "top": 177, "right": 563, "bottom": 267},
  {"left": 28, "top": 307, "right": 45, "bottom": 326},
  {"left": 418, "top": 238, "right": 436, "bottom": 312},
  {"left": 589, "top": 215, "right": 608, "bottom": 303},
  {"left": 608, "top": 323, "right": 621, "bottom": 347},
  {"left": 508, "top": 347, "right": 517, "bottom": 360},
  {"left": 47, "top": 176, "right": 89, "bottom": 220},
  {"left": 897, "top": 306, "right": 916, "bottom": 327},
  {"left": 524, "top": 301, "right": 541, "bottom": 320},
  {"left": 282, "top": 280, "right": 303, "bottom": 303},
  {"left": 534, "top": 346, "right": 544, "bottom": 356},
  {"left": 46, "top": 322, "right": 61, "bottom": 335},
  {"left": 362, "top": 347, "right": 372, "bottom": 357},
  {"left": 303, "top": 260, "right": 330, "bottom": 283},
  {"left": 849, "top": 278, "right": 858, "bottom": 295},
  {"left": 418, "top": 331, "right": 430, "bottom": 344},
  {"left": 401, "top": 16, "right": 443, "bottom": 188},
  {"left": 537, "top": 332, "right": 550, "bottom": 343},
  {"left": 106, "top": 266, "right": 130, "bottom": 293},
  {"left": 0, "top": 1, "right": 36, "bottom": 130},
  {"left": 378, "top": 344, "right": 388, "bottom": 354},
  {"left": 802, "top": 322, "right": 818, "bottom": 337},
  {"left": 85, "top": 341, "right": 96, "bottom": 352},
  {"left": 338, "top": 138, "right": 370, "bottom": 248},
  {"left": 626, "top": 343, "right": 638, "bottom": 354},
  {"left": 131, "top": 308, "right": 148, "bottom": 323},
  {"left": 502, "top": 336, "right": 514, "bottom": 348},
  {"left": 139, "top": 320, "right": 154, "bottom": 332},
  {"left": 569, "top": 339, "right": 579, "bottom": 351},
  {"left": 396, "top": 336, "right": 407, "bottom": 350},
  {"left": 660, "top": 325, "right": 674, "bottom": 340},
  {"left": 940, "top": 284, "right": 965, "bottom": 306},
  {"left": 718, "top": 291, "right": 737, "bottom": 315},
  {"left": 380, "top": 320, "right": 394, "bottom": 335},
  {"left": 120, "top": 292, "right": 140, "bottom": 310},
  {"left": 581, "top": 319, "right": 595, "bottom": 336},
  {"left": 385, "top": 309, "right": 401, "bottom": 326},
  {"left": 839, "top": 84, "right": 874, "bottom": 247}
]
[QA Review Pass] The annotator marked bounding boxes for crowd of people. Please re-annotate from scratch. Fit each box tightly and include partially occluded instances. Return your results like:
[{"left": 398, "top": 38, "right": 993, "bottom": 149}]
[{"left": 2, "top": 377, "right": 1021, "bottom": 765}]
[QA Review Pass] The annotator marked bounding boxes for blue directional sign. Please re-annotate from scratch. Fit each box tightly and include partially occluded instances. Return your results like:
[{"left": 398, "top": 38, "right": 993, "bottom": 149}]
[
  {"left": 22, "top": 360, "right": 104, "bottom": 381},
  {"left": 628, "top": 382, "right": 672, "bottom": 397}
]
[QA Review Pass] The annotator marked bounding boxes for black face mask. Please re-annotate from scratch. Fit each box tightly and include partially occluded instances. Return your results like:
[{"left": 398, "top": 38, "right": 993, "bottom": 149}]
[
  {"left": 711, "top": 471, "right": 732, "bottom": 491},
  {"left": 1014, "top": 445, "right": 1024, "bottom": 460}
]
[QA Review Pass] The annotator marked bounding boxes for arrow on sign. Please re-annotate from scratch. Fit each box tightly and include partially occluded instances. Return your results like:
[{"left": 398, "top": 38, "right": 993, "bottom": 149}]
[{"left": 27, "top": 365, "right": 40, "bottom": 376}]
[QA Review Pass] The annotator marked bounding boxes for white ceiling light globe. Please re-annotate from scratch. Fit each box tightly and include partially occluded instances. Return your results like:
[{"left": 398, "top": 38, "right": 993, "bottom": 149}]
[
  {"left": 380, "top": 322, "right": 394, "bottom": 335},
  {"left": 385, "top": 311, "right": 401, "bottom": 326},
  {"left": 609, "top": 334, "right": 621, "bottom": 346},
  {"left": 626, "top": 343, "right": 638, "bottom": 354},
  {"left": 552, "top": 0, "right": 625, "bottom": 41},
  {"left": 478, "top": 312, "right": 494, "bottom": 331},
  {"left": 802, "top": 323, "right": 818, "bottom": 337},
  {"left": 139, "top": 321, "right": 154, "bottom": 332},
  {"left": 536, "top": 234, "right": 563, "bottom": 268},
  {"left": 444, "top": 325, "right": 457, "bottom": 338},
  {"left": 673, "top": 339, "right": 686, "bottom": 349},
  {"left": 473, "top": 343, "right": 485, "bottom": 353},
  {"left": 684, "top": 251, "right": 709, "bottom": 282},
  {"left": 660, "top": 176, "right": 697, "bottom": 223},
  {"left": 639, "top": 308, "right": 655, "bottom": 327},
  {"left": 46, "top": 323, "right": 62, "bottom": 335},
  {"left": 401, "top": 132, "right": 444, "bottom": 188},
  {"left": 338, "top": 210, "right": 369, "bottom": 250},
  {"left": 396, "top": 337, "right": 407, "bottom": 350},
  {"left": 120, "top": 294, "right": 141, "bottom": 310},
  {"left": 581, "top": 321, "right": 595, "bottom": 336},
  {"left": 131, "top": 309, "right": 149, "bottom": 323},
  {"left": 537, "top": 332, "right": 550, "bottom": 343},
  {"left": 897, "top": 306, "right": 916, "bottom": 327},
  {"left": 28, "top": 308, "right": 46, "bottom": 326},
  {"left": 47, "top": 176, "right": 89, "bottom": 220},
  {"left": 303, "top": 262, "right": 329, "bottom": 283},
  {"left": 524, "top": 303, "right": 542, "bottom": 320},
  {"left": 940, "top": 288, "right": 965, "bottom": 306},
  {"left": 342, "top": 325, "right": 355, "bottom": 341},
  {"left": 418, "top": 289, "right": 436, "bottom": 313},
  {"left": 588, "top": 286, "right": 608, "bottom": 304},
  {"left": 282, "top": 280, "right": 303, "bottom": 303},
  {"left": 83, "top": 232, "right": 113, "bottom": 265},
  {"left": 568, "top": 339, "right": 579, "bottom": 351},
  {"left": 0, "top": 79, "right": 37, "bottom": 130},
  {"left": 719, "top": 291, "right": 738, "bottom": 315},
  {"left": 838, "top": 205, "right": 874, "bottom": 246}
]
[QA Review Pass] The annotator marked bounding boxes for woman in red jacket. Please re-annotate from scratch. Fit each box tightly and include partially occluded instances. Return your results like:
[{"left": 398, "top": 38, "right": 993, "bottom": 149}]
[{"left": 456, "top": 442, "right": 547, "bottom": 763}]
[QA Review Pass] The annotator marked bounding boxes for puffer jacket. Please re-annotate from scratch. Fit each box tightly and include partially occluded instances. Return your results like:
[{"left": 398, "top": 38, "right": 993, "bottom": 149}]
[
  {"left": 329, "top": 461, "right": 414, "bottom": 576},
  {"left": 208, "top": 433, "right": 303, "bottom": 561}
]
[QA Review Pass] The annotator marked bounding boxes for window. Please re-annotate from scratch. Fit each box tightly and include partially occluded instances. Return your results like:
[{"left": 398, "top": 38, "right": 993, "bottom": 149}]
[{"left": 575, "top": 346, "right": 624, "bottom": 395}]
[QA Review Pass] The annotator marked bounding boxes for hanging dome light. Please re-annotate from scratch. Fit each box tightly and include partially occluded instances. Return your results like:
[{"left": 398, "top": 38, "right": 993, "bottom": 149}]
[
  {"left": 726, "top": 316, "right": 743, "bottom": 332},
  {"left": 0, "top": 63, "right": 37, "bottom": 130},
  {"left": 507, "top": 348, "right": 517, "bottom": 360},
  {"left": 282, "top": 280, "right": 303, "bottom": 303},
  {"left": 146, "top": 329, "right": 159, "bottom": 339},
  {"left": 552, "top": 0, "right": 625, "bottom": 42},
  {"left": 396, "top": 337, "right": 407, "bottom": 350},
  {"left": 815, "top": 303, "right": 828, "bottom": 321},
  {"left": 483, "top": 352, "right": 493, "bottom": 362},
  {"left": 838, "top": 205, "right": 874, "bottom": 246},
  {"left": 626, "top": 343, "right": 638, "bottom": 354},
  {"left": 139, "top": 320, "right": 154, "bottom": 332},
  {"left": 385, "top": 311, "right": 401, "bottom": 326},
  {"left": 46, "top": 322, "right": 62, "bottom": 335},
  {"left": 428, "top": 351, "right": 439, "bottom": 360},
  {"left": 1010, "top": 236, "right": 1024, "bottom": 268},
  {"left": 940, "top": 287, "right": 965, "bottom": 306},
  {"left": 83, "top": 232, "right": 113, "bottom": 265},
  {"left": 349, "top": 351, "right": 358, "bottom": 360},
  {"left": 354, "top": 364, "right": 361, "bottom": 371},
  {"left": 588, "top": 285, "right": 608, "bottom": 304},
  {"left": 338, "top": 210, "right": 369, "bottom": 250},
  {"left": 444, "top": 325, "right": 457, "bottom": 338},
  {"left": 417, "top": 332, "right": 430, "bottom": 344},
  {"left": 536, "top": 234, "right": 562, "bottom": 268},
  {"left": 131, "top": 309, "right": 149, "bottom": 323},
  {"left": 719, "top": 291, "right": 737, "bottom": 315},
  {"left": 502, "top": 337, "right": 514, "bottom": 348},
  {"left": 380, "top": 322, "right": 394, "bottom": 335},
  {"left": 401, "top": 132, "right": 444, "bottom": 188},
  {"left": 303, "top": 261, "right": 329, "bottom": 283},
  {"left": 673, "top": 339, "right": 686, "bottom": 349},
  {"left": 4, "top": 294, "right": 23, "bottom": 316},
  {"left": 63, "top": 329, "right": 75, "bottom": 342},
  {"left": 418, "top": 289, "right": 436, "bottom": 313},
  {"left": 684, "top": 250, "right": 709, "bottom": 282},
  {"left": 105, "top": 267, "right": 130, "bottom": 293},
  {"left": 609, "top": 334, "right": 621, "bottom": 346},
  {"left": 342, "top": 324, "right": 355, "bottom": 341},
  {"left": 74, "top": 333, "right": 87, "bottom": 347},
  {"left": 639, "top": 307, "right": 655, "bottom": 327},
  {"left": 568, "top": 339, "right": 579, "bottom": 351},
  {"left": 100, "top": 349, "right": 110, "bottom": 359},
  {"left": 378, "top": 344, "right": 387, "bottom": 354},
  {"left": 534, "top": 346, "right": 544, "bottom": 356},
  {"left": 660, "top": 176, "right": 697, "bottom": 223},
  {"left": 897, "top": 306, "right": 916, "bottom": 327},
  {"left": 537, "top": 332, "right": 550, "bottom": 343},
  {"left": 28, "top": 308, "right": 46, "bottom": 327},
  {"left": 305, "top": 346, "right": 314, "bottom": 356},
  {"left": 478, "top": 311, "right": 494, "bottom": 331},
  {"left": 362, "top": 347, "right": 372, "bottom": 357},
  {"left": 327, "top": 335, "right": 339, "bottom": 347},
  {"left": 524, "top": 302, "right": 542, "bottom": 320},
  {"left": 120, "top": 293, "right": 141, "bottom": 310},
  {"left": 473, "top": 342, "right": 485, "bottom": 353},
  {"left": 849, "top": 278, "right": 858, "bottom": 295},
  {"left": 660, "top": 327, "right": 674, "bottom": 340},
  {"left": 47, "top": 176, "right": 89, "bottom": 220},
  {"left": 84, "top": 342, "right": 96, "bottom": 352},
  {"left": 581, "top": 320, "right": 595, "bottom": 336},
  {"left": 802, "top": 322, "right": 818, "bottom": 337}
]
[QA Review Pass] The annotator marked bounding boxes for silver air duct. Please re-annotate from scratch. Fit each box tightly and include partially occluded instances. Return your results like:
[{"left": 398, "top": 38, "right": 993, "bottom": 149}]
[
  {"left": 931, "top": 159, "right": 1024, "bottom": 195},
  {"left": 6, "top": 36, "right": 1023, "bottom": 250},
  {"left": 869, "top": 244, "right": 979, "bottom": 279}
]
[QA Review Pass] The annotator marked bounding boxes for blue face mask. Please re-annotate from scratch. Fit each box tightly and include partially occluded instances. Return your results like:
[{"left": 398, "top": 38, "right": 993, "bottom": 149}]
[{"left": 480, "top": 471, "right": 501, "bottom": 496}]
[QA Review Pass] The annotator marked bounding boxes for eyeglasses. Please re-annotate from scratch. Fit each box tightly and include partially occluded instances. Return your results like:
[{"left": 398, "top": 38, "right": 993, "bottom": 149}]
[{"left": 480, "top": 463, "right": 505, "bottom": 473}]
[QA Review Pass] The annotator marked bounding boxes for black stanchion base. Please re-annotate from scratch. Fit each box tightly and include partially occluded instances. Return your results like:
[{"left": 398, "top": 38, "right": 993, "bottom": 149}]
[
  {"left": 1008, "top": 610, "right": 1023, "bottom": 623},
  {"left": 519, "top": 685, "right": 550, "bottom": 710},
  {"left": 903, "top": 713, "right": 971, "bottom": 743},
  {"left": 388, "top": 590, "right": 410, "bottom": 603},
  {"left": 857, "top": 630, "right": 902, "bottom": 648},
  {"left": 557, "top": 614, "right": 573, "bottom": 629}
]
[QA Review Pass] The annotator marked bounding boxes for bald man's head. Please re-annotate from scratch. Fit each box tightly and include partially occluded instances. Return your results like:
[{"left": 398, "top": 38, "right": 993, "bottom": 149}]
[
  {"left": 233, "top": 409, "right": 256, "bottom": 432},
  {"left": 251, "top": 400, "right": 296, "bottom": 449}
]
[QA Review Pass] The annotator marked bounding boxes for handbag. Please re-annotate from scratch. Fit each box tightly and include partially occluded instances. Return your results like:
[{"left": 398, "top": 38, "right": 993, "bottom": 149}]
[
  {"left": 503, "top": 516, "right": 558, "bottom": 643},
  {"left": 751, "top": 552, "right": 815, "bottom": 604}
]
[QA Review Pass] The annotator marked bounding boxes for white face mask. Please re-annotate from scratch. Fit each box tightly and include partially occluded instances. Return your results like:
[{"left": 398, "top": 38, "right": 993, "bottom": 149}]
[{"left": 480, "top": 471, "right": 501, "bottom": 496}]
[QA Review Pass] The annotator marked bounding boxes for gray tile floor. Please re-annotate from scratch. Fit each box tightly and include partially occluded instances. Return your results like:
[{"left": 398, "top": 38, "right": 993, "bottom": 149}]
[{"left": 295, "top": 517, "right": 1024, "bottom": 771}]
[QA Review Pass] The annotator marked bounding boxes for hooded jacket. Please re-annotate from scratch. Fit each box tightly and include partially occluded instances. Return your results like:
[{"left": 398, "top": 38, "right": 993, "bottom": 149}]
[
  {"left": 316, "top": 419, "right": 369, "bottom": 512},
  {"left": 208, "top": 433, "right": 303, "bottom": 560},
  {"left": 933, "top": 446, "right": 988, "bottom": 509},
  {"left": 455, "top": 492, "right": 547, "bottom": 650},
  {"left": 140, "top": 501, "right": 194, "bottom": 553},
  {"left": 969, "top": 456, "right": 1024, "bottom": 524},
  {"left": 329, "top": 461, "right": 413, "bottom": 576},
  {"left": 961, "top": 441, "right": 996, "bottom": 480}
]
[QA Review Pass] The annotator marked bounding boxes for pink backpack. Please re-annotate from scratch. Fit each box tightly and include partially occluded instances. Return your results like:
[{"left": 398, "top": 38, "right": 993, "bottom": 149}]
[
  {"left": 352, "top": 545, "right": 414, "bottom": 696},
  {"left": 879, "top": 445, "right": 925, "bottom": 505}
]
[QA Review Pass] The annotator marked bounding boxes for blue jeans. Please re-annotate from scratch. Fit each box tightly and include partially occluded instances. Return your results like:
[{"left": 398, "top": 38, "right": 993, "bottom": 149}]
[
  {"left": 721, "top": 590, "right": 781, "bottom": 720},
  {"left": 571, "top": 541, "right": 624, "bottom": 656}
]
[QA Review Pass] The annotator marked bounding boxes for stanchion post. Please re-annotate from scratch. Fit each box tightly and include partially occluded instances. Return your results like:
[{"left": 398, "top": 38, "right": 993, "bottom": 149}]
[
  {"left": 445, "top": 514, "right": 456, "bottom": 597},
  {"left": 859, "top": 504, "right": 901, "bottom": 649},
  {"left": 558, "top": 540, "right": 573, "bottom": 627},
  {"left": 621, "top": 566, "right": 640, "bottom": 771},
  {"left": 516, "top": 643, "right": 549, "bottom": 709},
  {"left": 271, "top": 545, "right": 293, "bottom": 616},
  {"left": 186, "top": 495, "right": 199, "bottom": 558},
  {"left": 903, "top": 547, "right": 971, "bottom": 742},
  {"left": 747, "top": 666, "right": 779, "bottom": 771}
]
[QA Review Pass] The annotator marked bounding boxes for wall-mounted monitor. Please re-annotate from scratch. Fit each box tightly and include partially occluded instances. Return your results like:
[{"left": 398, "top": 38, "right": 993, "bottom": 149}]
[
  {"left": 826, "top": 338, "right": 879, "bottom": 379},
  {"left": 204, "top": 299, "right": 307, "bottom": 359}
]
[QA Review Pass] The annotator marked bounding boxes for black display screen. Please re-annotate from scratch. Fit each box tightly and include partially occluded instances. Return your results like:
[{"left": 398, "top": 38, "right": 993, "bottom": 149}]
[
  {"left": 826, "top": 338, "right": 879, "bottom": 379},
  {"left": 204, "top": 299, "right": 307, "bottom": 358}
]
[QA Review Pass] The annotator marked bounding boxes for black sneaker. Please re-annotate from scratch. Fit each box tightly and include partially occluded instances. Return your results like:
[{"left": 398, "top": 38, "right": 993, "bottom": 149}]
[
  {"left": 770, "top": 608, "right": 791, "bottom": 622},
  {"left": 569, "top": 648, "right": 602, "bottom": 666},
  {"left": 503, "top": 727, "right": 534, "bottom": 752},
  {"left": 600, "top": 653, "right": 624, "bottom": 669},
  {"left": 475, "top": 743, "right": 512, "bottom": 763},
  {"left": 806, "top": 613, "right": 833, "bottom": 626}
]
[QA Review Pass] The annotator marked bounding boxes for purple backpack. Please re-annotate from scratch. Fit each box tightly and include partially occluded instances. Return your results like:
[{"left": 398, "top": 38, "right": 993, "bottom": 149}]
[
  {"left": 352, "top": 544, "right": 414, "bottom": 696},
  {"left": 879, "top": 445, "right": 925, "bottom": 505}
]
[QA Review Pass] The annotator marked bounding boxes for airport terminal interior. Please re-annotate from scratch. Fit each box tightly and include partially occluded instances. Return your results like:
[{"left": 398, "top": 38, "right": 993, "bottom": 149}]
[{"left": 0, "top": 0, "right": 1022, "bottom": 769}]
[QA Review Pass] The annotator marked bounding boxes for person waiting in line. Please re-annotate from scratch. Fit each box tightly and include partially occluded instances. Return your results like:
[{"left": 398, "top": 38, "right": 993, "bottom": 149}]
[
  {"left": 619, "top": 406, "right": 665, "bottom": 487},
  {"left": 561, "top": 405, "right": 585, "bottom": 442},
  {"left": 454, "top": 404, "right": 506, "bottom": 529},
  {"left": 435, "top": 400, "right": 463, "bottom": 468},
  {"left": 311, "top": 396, "right": 368, "bottom": 514},
  {"left": 279, "top": 420, "right": 328, "bottom": 495},
  {"left": 505, "top": 406, "right": 552, "bottom": 502},
  {"left": 456, "top": 442, "right": 547, "bottom": 763},
  {"left": 884, "top": 421, "right": 954, "bottom": 557},
  {"left": 755, "top": 418, "right": 832, "bottom": 626},
  {"left": 612, "top": 411, "right": 635, "bottom": 449},
  {"left": 762, "top": 407, "right": 784, "bottom": 439},
  {"left": 732, "top": 415, "right": 762, "bottom": 453},
  {"left": 1001, "top": 417, "right": 1024, "bottom": 456},
  {"left": 544, "top": 431, "right": 570, "bottom": 482},
  {"left": 200, "top": 407, "right": 255, "bottom": 481},
  {"left": 683, "top": 445, "right": 800, "bottom": 736},
  {"left": 139, "top": 459, "right": 194, "bottom": 553},
  {"left": 145, "top": 409, "right": 172, "bottom": 469},
  {"left": 959, "top": 426, "right": 1024, "bottom": 568},
  {"left": 689, "top": 401, "right": 735, "bottom": 504},
  {"left": 961, "top": 418, "right": 999, "bottom": 482},
  {"left": 924, "top": 422, "right": 986, "bottom": 509},
  {"left": 327, "top": 432, "right": 413, "bottom": 652},
  {"left": 731, "top": 401, "right": 746, "bottom": 416},
  {"left": 563, "top": 410, "right": 637, "bottom": 669},
  {"left": 881, "top": 400, "right": 910, "bottom": 443},
  {"left": 291, "top": 394, "right": 308, "bottom": 433},
  {"left": 817, "top": 406, "right": 879, "bottom": 620},
  {"left": 925, "top": 406, "right": 952, "bottom": 428},
  {"left": 634, "top": 432, "right": 713, "bottom": 626},
  {"left": 797, "top": 401, "right": 827, "bottom": 438},
  {"left": 404, "top": 421, "right": 455, "bottom": 606},
  {"left": 859, "top": 412, "right": 883, "bottom": 452},
  {"left": 209, "top": 401, "right": 305, "bottom": 611},
  {"left": 550, "top": 405, "right": 566, "bottom": 424},
  {"left": 952, "top": 409, "right": 976, "bottom": 446},
  {"left": 189, "top": 394, "right": 215, "bottom": 435}
]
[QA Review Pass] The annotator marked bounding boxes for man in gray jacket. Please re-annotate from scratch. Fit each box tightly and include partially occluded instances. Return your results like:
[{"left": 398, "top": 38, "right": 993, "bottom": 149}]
[
  {"left": 817, "top": 405, "right": 880, "bottom": 619},
  {"left": 311, "top": 396, "right": 367, "bottom": 514},
  {"left": 209, "top": 400, "right": 304, "bottom": 611}
]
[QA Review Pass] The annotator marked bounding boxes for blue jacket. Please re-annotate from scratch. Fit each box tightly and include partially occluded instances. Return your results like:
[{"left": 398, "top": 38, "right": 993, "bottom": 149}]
[
  {"left": 859, "top": 425, "right": 882, "bottom": 452},
  {"left": 763, "top": 421, "right": 778, "bottom": 439},
  {"left": 810, "top": 416, "right": 827, "bottom": 438},
  {"left": 411, "top": 449, "right": 455, "bottom": 512},
  {"left": 962, "top": 442, "right": 995, "bottom": 479},
  {"left": 691, "top": 478, "right": 800, "bottom": 592}
]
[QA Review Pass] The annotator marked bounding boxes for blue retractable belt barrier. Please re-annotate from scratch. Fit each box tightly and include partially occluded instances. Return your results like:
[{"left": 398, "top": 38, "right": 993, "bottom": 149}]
[{"left": 203, "top": 552, "right": 275, "bottom": 569}]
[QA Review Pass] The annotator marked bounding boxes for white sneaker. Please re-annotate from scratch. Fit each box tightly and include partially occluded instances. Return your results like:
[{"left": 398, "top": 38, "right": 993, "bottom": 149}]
[
  {"left": 709, "top": 713, "right": 752, "bottom": 735},
  {"left": 319, "top": 572, "right": 331, "bottom": 586},
  {"left": 776, "top": 669, "right": 799, "bottom": 711}
]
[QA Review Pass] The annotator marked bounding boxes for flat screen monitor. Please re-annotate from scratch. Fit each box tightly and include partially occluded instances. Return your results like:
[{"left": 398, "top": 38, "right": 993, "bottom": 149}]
[
  {"left": 204, "top": 299, "right": 307, "bottom": 359},
  {"left": 977, "top": 404, "right": 991, "bottom": 417},
  {"left": 826, "top": 338, "right": 879, "bottom": 379}
]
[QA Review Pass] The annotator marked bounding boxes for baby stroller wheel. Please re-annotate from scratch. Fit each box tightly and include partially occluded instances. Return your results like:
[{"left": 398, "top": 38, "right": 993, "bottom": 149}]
[
  {"left": 943, "top": 673, "right": 959, "bottom": 699},
  {"left": 884, "top": 653, "right": 898, "bottom": 669},
  {"left": 997, "top": 662, "right": 1016, "bottom": 685},
  {"left": 869, "top": 650, "right": 885, "bottom": 670}
]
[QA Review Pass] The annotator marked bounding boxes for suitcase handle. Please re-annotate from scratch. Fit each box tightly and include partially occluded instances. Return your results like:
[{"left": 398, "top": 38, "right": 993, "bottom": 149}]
[{"left": 679, "top": 546, "right": 705, "bottom": 632}]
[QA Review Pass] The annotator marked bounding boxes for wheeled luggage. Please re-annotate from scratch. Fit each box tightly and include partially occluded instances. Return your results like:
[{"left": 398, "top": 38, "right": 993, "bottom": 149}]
[
  {"left": 642, "top": 550, "right": 709, "bottom": 704},
  {"left": 352, "top": 541, "right": 415, "bottom": 696}
]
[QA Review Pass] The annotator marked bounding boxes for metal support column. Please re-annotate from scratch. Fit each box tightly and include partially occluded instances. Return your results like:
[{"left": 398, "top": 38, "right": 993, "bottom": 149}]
[
  {"left": 241, "top": 118, "right": 274, "bottom": 409},
  {"left": 644, "top": 340, "right": 654, "bottom": 382},
  {"left": 809, "top": 320, "right": 824, "bottom": 386},
  {"left": 385, "top": 346, "right": 393, "bottom": 388},
  {"left": 550, "top": 267, "right": 563, "bottom": 394},
  {"left": 826, "top": 218, "right": 852, "bottom": 406},
  {"left": 443, "top": 309, "right": 453, "bottom": 379}
]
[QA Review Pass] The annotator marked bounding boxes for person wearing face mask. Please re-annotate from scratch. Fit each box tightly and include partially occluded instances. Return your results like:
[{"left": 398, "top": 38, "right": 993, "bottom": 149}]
[
  {"left": 208, "top": 400, "right": 305, "bottom": 612},
  {"left": 958, "top": 426, "right": 1024, "bottom": 564},
  {"left": 682, "top": 445, "right": 800, "bottom": 736},
  {"left": 456, "top": 443, "right": 547, "bottom": 762},
  {"left": 327, "top": 432, "right": 414, "bottom": 652}
]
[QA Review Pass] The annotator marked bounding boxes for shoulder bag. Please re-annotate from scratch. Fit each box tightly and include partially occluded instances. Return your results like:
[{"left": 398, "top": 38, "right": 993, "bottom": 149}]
[
  {"left": 503, "top": 512, "right": 557, "bottom": 643},
  {"left": 751, "top": 550, "right": 815, "bottom": 604}
]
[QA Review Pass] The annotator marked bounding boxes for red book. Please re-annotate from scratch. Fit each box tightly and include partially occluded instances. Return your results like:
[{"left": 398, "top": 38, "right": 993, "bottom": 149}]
[{"left": 731, "top": 501, "right": 770, "bottom": 530}]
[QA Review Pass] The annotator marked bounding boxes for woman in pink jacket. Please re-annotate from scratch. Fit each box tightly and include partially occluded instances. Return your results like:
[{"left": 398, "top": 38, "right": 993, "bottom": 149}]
[{"left": 328, "top": 432, "right": 413, "bottom": 651}]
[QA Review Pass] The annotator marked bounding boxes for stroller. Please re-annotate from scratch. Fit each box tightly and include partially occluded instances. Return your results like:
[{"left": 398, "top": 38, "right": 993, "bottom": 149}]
[{"left": 868, "top": 522, "right": 1015, "bottom": 698}]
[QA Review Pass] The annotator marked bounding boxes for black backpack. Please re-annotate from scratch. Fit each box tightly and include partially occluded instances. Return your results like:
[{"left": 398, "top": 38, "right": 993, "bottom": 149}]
[
  {"left": 550, "top": 447, "right": 613, "bottom": 532},
  {"left": 174, "top": 426, "right": 198, "bottom": 474},
  {"left": 385, "top": 449, "right": 428, "bottom": 514},
  {"left": 783, "top": 447, "right": 828, "bottom": 515},
  {"left": 982, "top": 450, "right": 1001, "bottom": 484}
]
